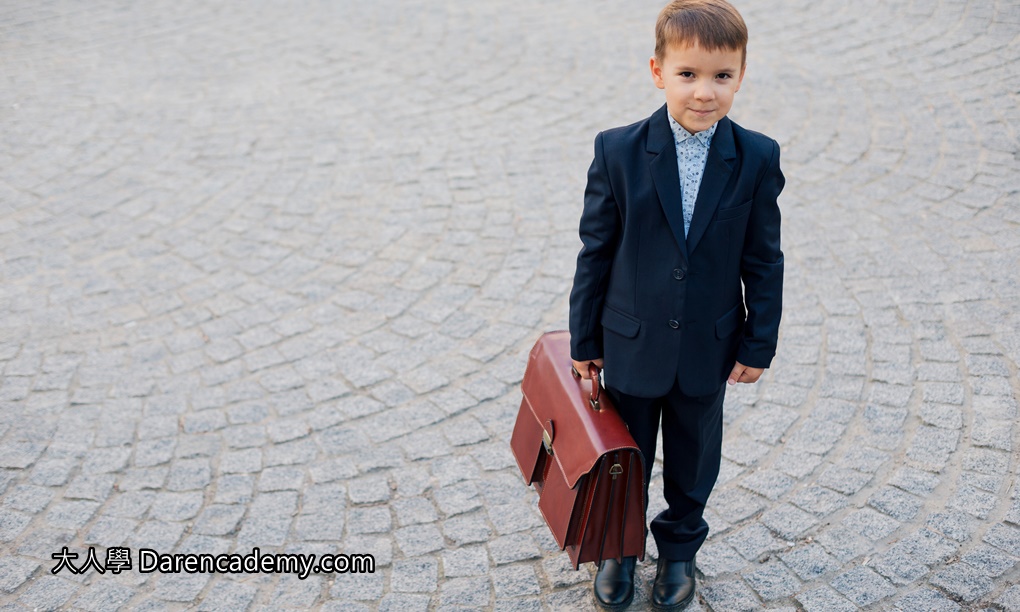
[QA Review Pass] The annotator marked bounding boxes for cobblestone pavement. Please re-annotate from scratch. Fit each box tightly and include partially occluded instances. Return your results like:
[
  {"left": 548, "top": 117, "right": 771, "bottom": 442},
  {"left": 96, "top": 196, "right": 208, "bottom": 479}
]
[{"left": 1, "top": 0, "right": 1018, "bottom": 610}]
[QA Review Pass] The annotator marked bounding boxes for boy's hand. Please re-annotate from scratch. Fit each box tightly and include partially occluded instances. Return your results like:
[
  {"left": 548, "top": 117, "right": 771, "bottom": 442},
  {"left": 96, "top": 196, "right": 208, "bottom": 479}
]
[
  {"left": 728, "top": 361, "right": 764, "bottom": 385},
  {"left": 572, "top": 359, "right": 604, "bottom": 379}
]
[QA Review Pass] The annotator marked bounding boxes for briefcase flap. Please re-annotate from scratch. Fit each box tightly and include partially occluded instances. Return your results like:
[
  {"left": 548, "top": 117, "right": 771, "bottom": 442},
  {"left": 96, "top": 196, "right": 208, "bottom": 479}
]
[{"left": 517, "top": 331, "right": 638, "bottom": 489}]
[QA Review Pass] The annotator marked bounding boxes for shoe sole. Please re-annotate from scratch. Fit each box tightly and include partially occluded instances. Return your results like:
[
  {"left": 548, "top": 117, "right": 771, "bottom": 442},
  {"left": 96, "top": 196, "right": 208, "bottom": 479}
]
[
  {"left": 650, "top": 587, "right": 695, "bottom": 612},
  {"left": 594, "top": 590, "right": 634, "bottom": 611}
]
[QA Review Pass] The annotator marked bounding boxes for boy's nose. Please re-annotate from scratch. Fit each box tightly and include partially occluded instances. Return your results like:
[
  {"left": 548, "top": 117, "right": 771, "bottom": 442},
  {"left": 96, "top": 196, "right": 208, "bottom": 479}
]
[{"left": 694, "top": 83, "right": 714, "bottom": 100}]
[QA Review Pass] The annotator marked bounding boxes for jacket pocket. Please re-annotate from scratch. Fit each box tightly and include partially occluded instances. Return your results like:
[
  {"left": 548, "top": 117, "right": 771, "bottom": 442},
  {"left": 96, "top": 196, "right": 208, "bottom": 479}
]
[
  {"left": 716, "top": 199, "right": 752, "bottom": 221},
  {"left": 715, "top": 304, "right": 744, "bottom": 339},
  {"left": 602, "top": 304, "right": 641, "bottom": 339}
]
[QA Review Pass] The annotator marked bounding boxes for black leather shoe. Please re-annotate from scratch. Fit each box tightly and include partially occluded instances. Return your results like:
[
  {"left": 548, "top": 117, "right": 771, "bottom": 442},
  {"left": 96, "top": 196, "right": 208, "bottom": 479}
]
[
  {"left": 652, "top": 557, "right": 696, "bottom": 611},
  {"left": 593, "top": 556, "right": 636, "bottom": 610}
]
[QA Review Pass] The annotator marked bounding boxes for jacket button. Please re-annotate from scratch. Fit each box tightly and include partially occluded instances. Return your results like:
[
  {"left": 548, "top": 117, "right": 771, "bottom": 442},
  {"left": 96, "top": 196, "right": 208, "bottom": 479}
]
[
  {"left": 673, "top": 269, "right": 685, "bottom": 280},
  {"left": 668, "top": 320, "right": 680, "bottom": 329}
]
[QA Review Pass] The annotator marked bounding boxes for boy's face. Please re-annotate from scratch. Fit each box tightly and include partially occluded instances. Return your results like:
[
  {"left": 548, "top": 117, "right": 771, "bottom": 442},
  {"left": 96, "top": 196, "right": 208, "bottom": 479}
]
[{"left": 650, "top": 43, "right": 745, "bottom": 133}]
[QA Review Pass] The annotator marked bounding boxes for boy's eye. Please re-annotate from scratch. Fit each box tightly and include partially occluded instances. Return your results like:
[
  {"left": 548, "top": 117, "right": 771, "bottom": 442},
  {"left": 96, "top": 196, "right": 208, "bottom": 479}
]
[
  {"left": 716, "top": 73, "right": 732, "bottom": 79},
  {"left": 679, "top": 71, "right": 694, "bottom": 78}
]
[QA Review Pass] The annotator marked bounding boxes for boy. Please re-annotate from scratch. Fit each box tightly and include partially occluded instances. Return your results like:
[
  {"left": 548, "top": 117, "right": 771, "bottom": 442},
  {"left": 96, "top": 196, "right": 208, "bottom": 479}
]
[{"left": 568, "top": 1, "right": 784, "bottom": 609}]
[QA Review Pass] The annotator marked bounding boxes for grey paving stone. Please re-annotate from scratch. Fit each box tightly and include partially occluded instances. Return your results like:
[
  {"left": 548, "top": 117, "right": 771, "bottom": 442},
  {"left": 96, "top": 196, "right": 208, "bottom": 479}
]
[
  {"left": 739, "top": 405, "right": 799, "bottom": 444},
  {"left": 348, "top": 475, "right": 392, "bottom": 505},
  {"left": 392, "top": 556, "right": 439, "bottom": 593},
  {"left": 166, "top": 458, "right": 212, "bottom": 491},
  {"left": 889, "top": 466, "right": 941, "bottom": 495},
  {"left": 196, "top": 581, "right": 258, "bottom": 611},
  {"left": 431, "top": 455, "right": 480, "bottom": 488},
  {"left": 772, "top": 449, "right": 824, "bottom": 478},
  {"left": 841, "top": 507, "right": 900, "bottom": 540},
  {"left": 961, "top": 544, "right": 1017, "bottom": 577},
  {"left": 487, "top": 501, "right": 543, "bottom": 536},
  {"left": 698, "top": 579, "right": 761, "bottom": 612},
  {"left": 740, "top": 469, "right": 795, "bottom": 501},
  {"left": 400, "top": 430, "right": 454, "bottom": 461},
  {"left": 871, "top": 547, "right": 929, "bottom": 585},
  {"left": 435, "top": 481, "right": 483, "bottom": 517},
  {"left": 887, "top": 528, "right": 957, "bottom": 566},
  {"left": 891, "top": 588, "right": 961, "bottom": 612},
  {"left": 0, "top": 557, "right": 40, "bottom": 593},
  {"left": 442, "top": 512, "right": 493, "bottom": 547},
  {"left": 442, "top": 545, "right": 490, "bottom": 578},
  {"left": 841, "top": 446, "right": 890, "bottom": 473},
  {"left": 345, "top": 506, "right": 392, "bottom": 535},
  {"left": 393, "top": 496, "right": 438, "bottom": 527},
  {"left": 329, "top": 571, "right": 385, "bottom": 601},
  {"left": 697, "top": 541, "right": 748, "bottom": 577},
  {"left": 343, "top": 535, "right": 393, "bottom": 568},
  {"left": 790, "top": 485, "right": 850, "bottom": 516},
  {"left": 153, "top": 573, "right": 210, "bottom": 602},
  {"left": 540, "top": 554, "right": 590, "bottom": 588},
  {"left": 149, "top": 492, "right": 203, "bottom": 522},
  {"left": 919, "top": 402, "right": 964, "bottom": 429},
  {"left": 269, "top": 574, "right": 324, "bottom": 607},
  {"left": 863, "top": 405, "right": 908, "bottom": 437},
  {"left": 830, "top": 566, "right": 897, "bottom": 607},
  {"left": 779, "top": 543, "right": 841, "bottom": 581},
  {"left": 491, "top": 564, "right": 541, "bottom": 598},
  {"left": 191, "top": 504, "right": 244, "bottom": 537},
  {"left": 998, "top": 585, "right": 1020, "bottom": 610},
  {"left": 30, "top": 458, "right": 77, "bottom": 486},
  {"left": 395, "top": 523, "right": 445, "bottom": 556},
  {"left": 907, "top": 425, "right": 960, "bottom": 469},
  {"left": 742, "top": 561, "right": 800, "bottom": 600},
  {"left": 0, "top": 508, "right": 31, "bottom": 542},
  {"left": 439, "top": 576, "right": 492, "bottom": 608},
  {"left": 948, "top": 485, "right": 999, "bottom": 519},
  {"left": 479, "top": 472, "right": 532, "bottom": 507},
  {"left": 796, "top": 585, "right": 857, "bottom": 612},
  {"left": 760, "top": 503, "right": 818, "bottom": 540},
  {"left": 816, "top": 526, "right": 872, "bottom": 563},
  {"left": 983, "top": 522, "right": 1020, "bottom": 556},
  {"left": 868, "top": 486, "right": 923, "bottom": 521},
  {"left": 46, "top": 500, "right": 101, "bottom": 530},
  {"left": 817, "top": 465, "right": 873, "bottom": 495},
  {"left": 721, "top": 435, "right": 771, "bottom": 466},
  {"left": 378, "top": 593, "right": 431, "bottom": 612},
  {"left": 17, "top": 575, "right": 78, "bottom": 610},
  {"left": 930, "top": 562, "right": 994, "bottom": 602},
  {"left": 725, "top": 523, "right": 787, "bottom": 561},
  {"left": 72, "top": 581, "right": 137, "bottom": 611},
  {"left": 708, "top": 487, "right": 767, "bottom": 524}
]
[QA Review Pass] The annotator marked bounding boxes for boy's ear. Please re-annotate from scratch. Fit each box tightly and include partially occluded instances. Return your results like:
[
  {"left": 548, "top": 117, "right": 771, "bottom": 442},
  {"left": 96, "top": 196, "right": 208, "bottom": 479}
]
[
  {"left": 735, "top": 62, "right": 746, "bottom": 92},
  {"left": 650, "top": 56, "right": 666, "bottom": 90}
]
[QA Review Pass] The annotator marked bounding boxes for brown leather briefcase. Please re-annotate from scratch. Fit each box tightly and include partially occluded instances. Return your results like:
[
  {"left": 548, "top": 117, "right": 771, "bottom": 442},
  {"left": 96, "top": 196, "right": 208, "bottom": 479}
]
[{"left": 510, "top": 330, "right": 646, "bottom": 569}]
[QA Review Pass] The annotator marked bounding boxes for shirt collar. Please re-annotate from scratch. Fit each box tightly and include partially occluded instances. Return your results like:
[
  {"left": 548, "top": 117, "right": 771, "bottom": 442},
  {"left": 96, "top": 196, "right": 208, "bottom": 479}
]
[{"left": 668, "top": 113, "right": 717, "bottom": 148}]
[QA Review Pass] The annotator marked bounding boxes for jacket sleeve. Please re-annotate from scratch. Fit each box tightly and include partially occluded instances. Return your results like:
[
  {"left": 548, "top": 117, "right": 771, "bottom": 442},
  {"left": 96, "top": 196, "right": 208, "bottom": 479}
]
[
  {"left": 737, "top": 138, "right": 785, "bottom": 368},
  {"left": 569, "top": 132, "right": 621, "bottom": 361}
]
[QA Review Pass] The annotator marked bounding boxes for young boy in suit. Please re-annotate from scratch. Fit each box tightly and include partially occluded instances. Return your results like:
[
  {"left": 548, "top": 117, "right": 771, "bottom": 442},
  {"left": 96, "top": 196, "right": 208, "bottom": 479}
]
[{"left": 568, "top": 1, "right": 784, "bottom": 609}]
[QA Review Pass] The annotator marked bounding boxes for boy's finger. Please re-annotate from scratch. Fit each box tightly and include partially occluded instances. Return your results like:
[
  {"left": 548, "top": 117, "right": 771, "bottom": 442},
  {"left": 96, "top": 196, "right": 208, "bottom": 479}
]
[
  {"left": 572, "top": 360, "right": 592, "bottom": 379},
  {"left": 727, "top": 363, "right": 744, "bottom": 385}
]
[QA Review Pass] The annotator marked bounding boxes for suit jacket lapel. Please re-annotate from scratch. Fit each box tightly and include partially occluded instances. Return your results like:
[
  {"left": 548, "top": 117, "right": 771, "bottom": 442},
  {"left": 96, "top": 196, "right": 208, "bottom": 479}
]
[
  {"left": 647, "top": 105, "right": 688, "bottom": 263},
  {"left": 686, "top": 116, "right": 735, "bottom": 256}
]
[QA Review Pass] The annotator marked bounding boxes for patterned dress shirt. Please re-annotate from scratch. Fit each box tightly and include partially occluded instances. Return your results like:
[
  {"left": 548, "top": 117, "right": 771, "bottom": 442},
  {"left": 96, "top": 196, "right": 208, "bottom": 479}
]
[{"left": 667, "top": 114, "right": 717, "bottom": 238}]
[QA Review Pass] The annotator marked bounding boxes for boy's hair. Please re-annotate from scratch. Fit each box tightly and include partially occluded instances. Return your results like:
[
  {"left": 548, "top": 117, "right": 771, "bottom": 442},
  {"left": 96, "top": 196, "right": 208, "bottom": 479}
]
[{"left": 654, "top": 0, "right": 748, "bottom": 65}]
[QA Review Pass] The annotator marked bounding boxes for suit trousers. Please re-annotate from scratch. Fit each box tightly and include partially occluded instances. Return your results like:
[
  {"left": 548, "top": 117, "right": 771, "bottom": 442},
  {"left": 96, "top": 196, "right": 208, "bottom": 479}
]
[{"left": 607, "top": 380, "right": 725, "bottom": 561}]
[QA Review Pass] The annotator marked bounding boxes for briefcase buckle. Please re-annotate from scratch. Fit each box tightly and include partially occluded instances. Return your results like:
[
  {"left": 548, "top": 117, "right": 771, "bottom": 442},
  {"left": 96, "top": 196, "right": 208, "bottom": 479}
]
[{"left": 542, "top": 430, "right": 554, "bottom": 455}]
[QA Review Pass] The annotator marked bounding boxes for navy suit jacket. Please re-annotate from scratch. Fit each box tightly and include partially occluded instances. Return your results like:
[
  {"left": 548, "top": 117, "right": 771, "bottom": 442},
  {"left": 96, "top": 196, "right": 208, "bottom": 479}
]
[{"left": 569, "top": 105, "right": 784, "bottom": 398}]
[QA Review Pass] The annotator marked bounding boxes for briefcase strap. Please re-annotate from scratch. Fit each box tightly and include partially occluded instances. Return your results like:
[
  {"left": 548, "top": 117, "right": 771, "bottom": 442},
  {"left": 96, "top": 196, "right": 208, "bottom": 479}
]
[{"left": 570, "top": 363, "right": 603, "bottom": 411}]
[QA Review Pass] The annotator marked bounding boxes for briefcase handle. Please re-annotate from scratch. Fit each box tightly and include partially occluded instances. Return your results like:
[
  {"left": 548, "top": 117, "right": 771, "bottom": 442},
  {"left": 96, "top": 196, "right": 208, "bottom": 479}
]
[{"left": 570, "top": 363, "right": 603, "bottom": 412}]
